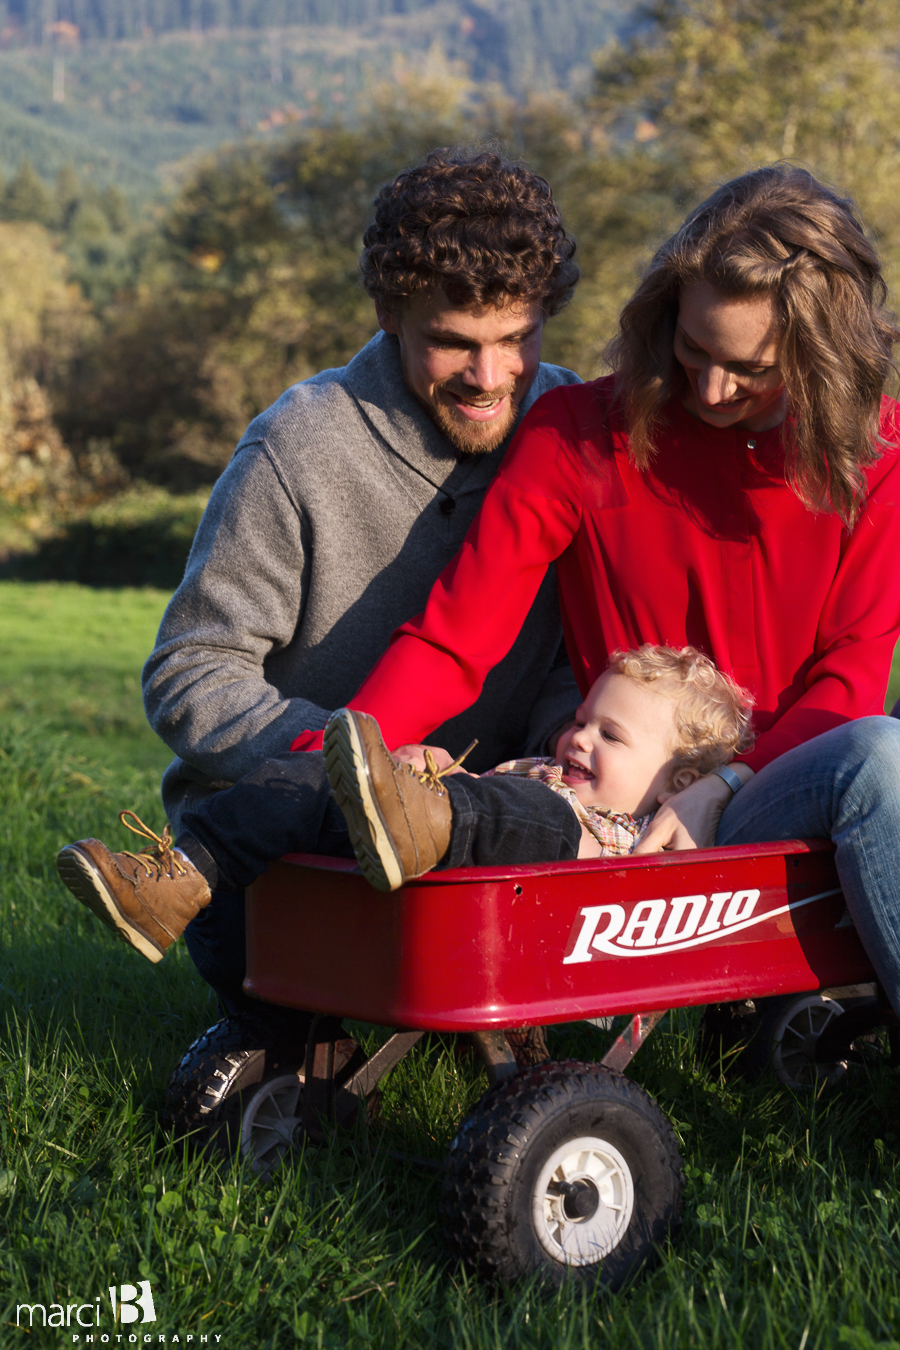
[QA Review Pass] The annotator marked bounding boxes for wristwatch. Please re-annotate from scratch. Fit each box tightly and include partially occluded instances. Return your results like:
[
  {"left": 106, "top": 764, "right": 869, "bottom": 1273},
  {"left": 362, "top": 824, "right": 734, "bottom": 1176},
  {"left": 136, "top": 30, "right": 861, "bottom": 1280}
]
[{"left": 713, "top": 765, "right": 744, "bottom": 794}]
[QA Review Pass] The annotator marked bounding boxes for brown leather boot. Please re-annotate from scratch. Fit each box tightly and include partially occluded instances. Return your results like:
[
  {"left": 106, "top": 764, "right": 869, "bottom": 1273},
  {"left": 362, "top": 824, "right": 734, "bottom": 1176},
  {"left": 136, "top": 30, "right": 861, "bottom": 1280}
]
[
  {"left": 324, "top": 709, "right": 456, "bottom": 891},
  {"left": 56, "top": 811, "right": 211, "bottom": 963}
]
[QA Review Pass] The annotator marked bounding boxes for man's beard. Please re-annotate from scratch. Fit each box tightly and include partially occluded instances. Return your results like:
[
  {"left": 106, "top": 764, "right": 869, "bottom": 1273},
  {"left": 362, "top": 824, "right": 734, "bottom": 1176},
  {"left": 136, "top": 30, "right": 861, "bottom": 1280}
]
[{"left": 425, "top": 381, "right": 521, "bottom": 456}]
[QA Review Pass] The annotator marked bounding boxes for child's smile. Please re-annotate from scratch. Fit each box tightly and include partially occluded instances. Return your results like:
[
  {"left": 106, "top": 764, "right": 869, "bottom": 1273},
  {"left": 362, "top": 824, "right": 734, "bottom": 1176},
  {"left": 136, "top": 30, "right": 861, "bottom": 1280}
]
[{"left": 560, "top": 757, "right": 593, "bottom": 783}]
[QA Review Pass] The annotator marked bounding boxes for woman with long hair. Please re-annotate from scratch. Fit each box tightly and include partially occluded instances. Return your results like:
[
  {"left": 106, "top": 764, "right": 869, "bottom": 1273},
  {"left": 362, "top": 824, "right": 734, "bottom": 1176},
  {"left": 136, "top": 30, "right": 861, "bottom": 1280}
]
[{"left": 314, "top": 164, "right": 900, "bottom": 1015}]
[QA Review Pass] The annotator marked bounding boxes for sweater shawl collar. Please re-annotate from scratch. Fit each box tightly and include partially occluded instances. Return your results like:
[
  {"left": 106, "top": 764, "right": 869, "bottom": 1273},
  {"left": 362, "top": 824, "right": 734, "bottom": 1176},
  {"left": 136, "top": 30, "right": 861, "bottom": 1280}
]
[{"left": 341, "top": 330, "right": 571, "bottom": 492}]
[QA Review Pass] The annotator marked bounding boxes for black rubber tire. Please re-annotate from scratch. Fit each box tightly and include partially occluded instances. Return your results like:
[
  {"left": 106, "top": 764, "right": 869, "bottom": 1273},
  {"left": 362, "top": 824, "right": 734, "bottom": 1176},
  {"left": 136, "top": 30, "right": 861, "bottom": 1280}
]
[
  {"left": 440, "top": 1060, "right": 684, "bottom": 1291},
  {"left": 163, "top": 1011, "right": 309, "bottom": 1154},
  {"left": 699, "top": 992, "right": 880, "bottom": 1089},
  {"left": 737, "top": 992, "right": 879, "bottom": 1089}
]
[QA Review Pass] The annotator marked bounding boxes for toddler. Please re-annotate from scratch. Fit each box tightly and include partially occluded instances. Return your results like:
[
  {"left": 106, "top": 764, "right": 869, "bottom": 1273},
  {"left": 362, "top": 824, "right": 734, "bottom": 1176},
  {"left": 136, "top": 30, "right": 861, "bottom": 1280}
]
[{"left": 473, "top": 644, "right": 754, "bottom": 859}]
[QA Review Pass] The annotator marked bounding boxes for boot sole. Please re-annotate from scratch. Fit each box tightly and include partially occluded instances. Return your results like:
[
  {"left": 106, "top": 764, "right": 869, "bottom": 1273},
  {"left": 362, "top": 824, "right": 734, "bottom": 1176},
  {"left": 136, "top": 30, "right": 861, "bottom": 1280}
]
[
  {"left": 323, "top": 711, "right": 404, "bottom": 892},
  {"left": 56, "top": 845, "right": 165, "bottom": 964}
]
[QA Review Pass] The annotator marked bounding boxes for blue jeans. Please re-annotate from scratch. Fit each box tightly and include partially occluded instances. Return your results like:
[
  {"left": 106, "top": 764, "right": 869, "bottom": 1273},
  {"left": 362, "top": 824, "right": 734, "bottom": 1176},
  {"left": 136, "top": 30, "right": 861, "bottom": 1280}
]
[{"left": 716, "top": 716, "right": 900, "bottom": 1012}]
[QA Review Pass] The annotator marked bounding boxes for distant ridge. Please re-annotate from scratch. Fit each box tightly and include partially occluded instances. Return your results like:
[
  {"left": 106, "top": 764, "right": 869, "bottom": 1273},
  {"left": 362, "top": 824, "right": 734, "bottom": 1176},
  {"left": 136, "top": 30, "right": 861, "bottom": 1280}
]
[
  {"left": 0, "top": 1, "right": 639, "bottom": 195},
  {"left": 2, "top": 1, "right": 633, "bottom": 94},
  {"left": 10, "top": 0, "right": 450, "bottom": 42},
  {"left": 5, "top": 0, "right": 620, "bottom": 55}
]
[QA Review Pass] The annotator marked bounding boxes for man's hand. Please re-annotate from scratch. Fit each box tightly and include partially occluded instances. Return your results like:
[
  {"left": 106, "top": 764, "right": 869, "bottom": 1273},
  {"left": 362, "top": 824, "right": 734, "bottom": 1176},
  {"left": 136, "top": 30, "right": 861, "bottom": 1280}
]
[
  {"left": 394, "top": 743, "right": 461, "bottom": 774},
  {"left": 632, "top": 763, "right": 755, "bottom": 854}
]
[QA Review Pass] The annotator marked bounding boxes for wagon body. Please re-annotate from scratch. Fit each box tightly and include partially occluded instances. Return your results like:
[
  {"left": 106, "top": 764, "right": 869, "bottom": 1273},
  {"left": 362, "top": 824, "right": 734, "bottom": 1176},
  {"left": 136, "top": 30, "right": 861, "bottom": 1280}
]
[
  {"left": 167, "top": 839, "right": 891, "bottom": 1290},
  {"left": 244, "top": 839, "right": 875, "bottom": 1028}
]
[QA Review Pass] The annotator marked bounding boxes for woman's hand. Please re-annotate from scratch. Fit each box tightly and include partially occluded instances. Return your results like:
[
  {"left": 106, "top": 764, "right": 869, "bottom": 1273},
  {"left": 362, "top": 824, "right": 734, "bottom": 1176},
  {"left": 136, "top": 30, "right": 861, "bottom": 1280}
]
[{"left": 632, "top": 763, "right": 755, "bottom": 854}]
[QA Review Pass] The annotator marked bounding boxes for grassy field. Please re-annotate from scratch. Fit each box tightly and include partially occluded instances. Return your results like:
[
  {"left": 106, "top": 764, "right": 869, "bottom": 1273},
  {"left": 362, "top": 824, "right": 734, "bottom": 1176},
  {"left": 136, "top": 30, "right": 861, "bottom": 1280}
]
[{"left": 1, "top": 579, "right": 899, "bottom": 1348}]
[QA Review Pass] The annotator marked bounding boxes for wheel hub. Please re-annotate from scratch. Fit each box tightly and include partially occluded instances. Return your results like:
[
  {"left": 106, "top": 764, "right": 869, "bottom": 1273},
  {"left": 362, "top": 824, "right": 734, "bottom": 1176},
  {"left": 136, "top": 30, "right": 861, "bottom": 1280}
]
[
  {"left": 556, "top": 1178, "right": 601, "bottom": 1221},
  {"left": 533, "top": 1135, "right": 635, "bottom": 1267}
]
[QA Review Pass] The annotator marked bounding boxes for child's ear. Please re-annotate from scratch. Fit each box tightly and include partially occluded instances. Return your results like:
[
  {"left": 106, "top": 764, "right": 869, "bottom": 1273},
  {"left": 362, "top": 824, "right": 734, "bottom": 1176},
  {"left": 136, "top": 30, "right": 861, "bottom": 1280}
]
[{"left": 657, "top": 766, "right": 701, "bottom": 803}]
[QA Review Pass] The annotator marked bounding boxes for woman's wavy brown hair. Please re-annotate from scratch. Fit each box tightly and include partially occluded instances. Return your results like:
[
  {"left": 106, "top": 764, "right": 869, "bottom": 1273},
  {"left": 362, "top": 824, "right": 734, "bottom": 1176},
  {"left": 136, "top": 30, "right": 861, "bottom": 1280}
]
[
  {"left": 359, "top": 148, "right": 579, "bottom": 316},
  {"left": 605, "top": 165, "right": 900, "bottom": 526}
]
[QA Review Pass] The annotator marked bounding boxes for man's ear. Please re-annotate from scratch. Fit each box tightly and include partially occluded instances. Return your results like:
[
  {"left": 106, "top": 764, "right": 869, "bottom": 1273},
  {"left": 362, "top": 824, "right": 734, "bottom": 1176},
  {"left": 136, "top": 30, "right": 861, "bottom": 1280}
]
[
  {"left": 375, "top": 300, "right": 399, "bottom": 336},
  {"left": 657, "top": 765, "right": 700, "bottom": 803}
]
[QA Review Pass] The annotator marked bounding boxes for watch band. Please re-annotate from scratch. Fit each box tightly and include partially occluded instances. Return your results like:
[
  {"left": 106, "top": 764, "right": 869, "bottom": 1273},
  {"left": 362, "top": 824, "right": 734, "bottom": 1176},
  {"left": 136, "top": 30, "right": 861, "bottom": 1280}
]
[{"left": 713, "top": 765, "right": 744, "bottom": 795}]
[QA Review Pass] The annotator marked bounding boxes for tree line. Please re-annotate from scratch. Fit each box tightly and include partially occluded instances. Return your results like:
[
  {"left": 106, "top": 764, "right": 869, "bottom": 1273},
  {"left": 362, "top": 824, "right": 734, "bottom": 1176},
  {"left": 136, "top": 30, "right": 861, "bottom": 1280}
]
[
  {"left": 2, "top": 0, "right": 619, "bottom": 58},
  {"left": 5, "top": 0, "right": 437, "bottom": 43}
]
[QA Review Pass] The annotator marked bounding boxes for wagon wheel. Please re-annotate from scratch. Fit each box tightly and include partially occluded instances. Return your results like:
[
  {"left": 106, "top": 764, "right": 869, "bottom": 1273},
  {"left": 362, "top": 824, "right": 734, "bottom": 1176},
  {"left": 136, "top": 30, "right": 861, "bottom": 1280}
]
[
  {"left": 163, "top": 1011, "right": 308, "bottom": 1154},
  {"left": 239, "top": 1074, "right": 306, "bottom": 1175},
  {"left": 440, "top": 1061, "right": 683, "bottom": 1291},
  {"left": 698, "top": 990, "right": 886, "bottom": 1089},
  {"left": 741, "top": 992, "right": 885, "bottom": 1089}
]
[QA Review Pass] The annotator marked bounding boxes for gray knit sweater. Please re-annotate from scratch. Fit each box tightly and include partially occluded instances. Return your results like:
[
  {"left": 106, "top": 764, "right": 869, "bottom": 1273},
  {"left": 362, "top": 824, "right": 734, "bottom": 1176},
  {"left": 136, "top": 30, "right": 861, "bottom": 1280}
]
[{"left": 143, "top": 331, "right": 581, "bottom": 830}]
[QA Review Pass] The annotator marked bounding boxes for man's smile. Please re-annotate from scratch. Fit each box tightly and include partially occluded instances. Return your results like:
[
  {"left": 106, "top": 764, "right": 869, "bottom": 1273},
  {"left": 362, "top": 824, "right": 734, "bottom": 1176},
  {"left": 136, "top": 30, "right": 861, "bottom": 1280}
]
[{"left": 443, "top": 387, "right": 513, "bottom": 421}]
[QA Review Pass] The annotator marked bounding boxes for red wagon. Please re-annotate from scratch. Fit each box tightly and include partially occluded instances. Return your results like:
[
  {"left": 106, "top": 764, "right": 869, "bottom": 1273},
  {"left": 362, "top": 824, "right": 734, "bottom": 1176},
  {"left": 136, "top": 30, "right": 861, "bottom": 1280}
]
[{"left": 164, "top": 839, "right": 897, "bottom": 1290}]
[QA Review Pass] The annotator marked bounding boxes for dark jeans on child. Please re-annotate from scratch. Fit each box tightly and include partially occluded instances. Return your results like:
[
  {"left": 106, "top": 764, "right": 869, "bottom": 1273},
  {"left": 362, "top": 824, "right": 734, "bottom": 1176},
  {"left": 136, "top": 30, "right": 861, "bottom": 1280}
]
[{"left": 180, "top": 750, "right": 581, "bottom": 1014}]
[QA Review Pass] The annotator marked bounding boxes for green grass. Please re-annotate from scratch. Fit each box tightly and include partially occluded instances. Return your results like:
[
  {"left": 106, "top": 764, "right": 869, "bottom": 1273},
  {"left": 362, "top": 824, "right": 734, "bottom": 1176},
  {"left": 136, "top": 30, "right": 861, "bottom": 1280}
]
[
  {"left": 0, "top": 579, "right": 172, "bottom": 772},
  {"left": 1, "top": 580, "right": 899, "bottom": 1347}
]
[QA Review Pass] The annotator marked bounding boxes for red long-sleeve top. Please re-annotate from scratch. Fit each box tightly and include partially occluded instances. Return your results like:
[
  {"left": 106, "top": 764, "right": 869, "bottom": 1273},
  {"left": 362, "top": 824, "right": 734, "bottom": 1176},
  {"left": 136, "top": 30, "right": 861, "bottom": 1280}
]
[{"left": 293, "top": 378, "right": 900, "bottom": 771}]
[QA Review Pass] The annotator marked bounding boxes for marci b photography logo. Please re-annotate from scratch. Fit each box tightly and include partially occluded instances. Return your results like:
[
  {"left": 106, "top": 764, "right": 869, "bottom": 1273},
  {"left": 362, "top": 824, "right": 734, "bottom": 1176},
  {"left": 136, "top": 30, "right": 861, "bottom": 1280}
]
[
  {"left": 17, "top": 1281, "right": 154, "bottom": 1333},
  {"left": 16, "top": 1277, "right": 224, "bottom": 1342}
]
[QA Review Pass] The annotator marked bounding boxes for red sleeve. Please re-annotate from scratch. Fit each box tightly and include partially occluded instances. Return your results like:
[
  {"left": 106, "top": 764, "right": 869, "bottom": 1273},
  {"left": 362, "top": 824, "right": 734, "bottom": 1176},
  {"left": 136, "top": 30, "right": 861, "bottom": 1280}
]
[
  {"left": 740, "top": 408, "right": 900, "bottom": 770},
  {"left": 291, "top": 400, "right": 584, "bottom": 752}
]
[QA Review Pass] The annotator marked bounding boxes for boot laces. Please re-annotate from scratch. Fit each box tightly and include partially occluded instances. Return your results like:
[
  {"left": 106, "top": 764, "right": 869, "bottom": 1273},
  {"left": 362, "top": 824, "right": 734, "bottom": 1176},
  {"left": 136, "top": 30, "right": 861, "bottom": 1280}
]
[
  {"left": 118, "top": 810, "right": 187, "bottom": 880},
  {"left": 411, "top": 740, "right": 478, "bottom": 795}
]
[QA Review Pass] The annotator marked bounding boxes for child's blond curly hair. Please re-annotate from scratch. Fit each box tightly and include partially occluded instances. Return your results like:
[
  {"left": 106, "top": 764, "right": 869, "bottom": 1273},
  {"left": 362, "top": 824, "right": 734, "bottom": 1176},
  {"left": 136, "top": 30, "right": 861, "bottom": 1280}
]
[{"left": 607, "top": 644, "right": 755, "bottom": 775}]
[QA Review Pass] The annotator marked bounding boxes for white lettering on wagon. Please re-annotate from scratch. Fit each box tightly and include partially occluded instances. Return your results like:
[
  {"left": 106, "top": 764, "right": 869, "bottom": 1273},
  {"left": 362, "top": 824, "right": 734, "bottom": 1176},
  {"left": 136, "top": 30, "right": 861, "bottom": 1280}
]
[{"left": 562, "top": 887, "right": 842, "bottom": 963}]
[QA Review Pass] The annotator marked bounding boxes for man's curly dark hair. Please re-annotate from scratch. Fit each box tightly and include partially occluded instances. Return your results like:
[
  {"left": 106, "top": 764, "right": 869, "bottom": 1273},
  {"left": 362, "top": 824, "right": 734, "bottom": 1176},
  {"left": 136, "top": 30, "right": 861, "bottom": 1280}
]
[{"left": 359, "top": 148, "right": 579, "bottom": 315}]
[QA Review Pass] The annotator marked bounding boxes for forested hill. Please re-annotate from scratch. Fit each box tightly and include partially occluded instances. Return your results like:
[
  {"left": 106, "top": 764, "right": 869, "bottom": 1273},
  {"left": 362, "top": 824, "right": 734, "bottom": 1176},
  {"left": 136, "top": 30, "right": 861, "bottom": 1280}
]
[
  {"left": 7, "top": 0, "right": 609, "bottom": 40},
  {"left": 0, "top": 0, "right": 637, "bottom": 195},
  {"left": 9, "top": 0, "right": 443, "bottom": 27},
  {"left": 2, "top": 0, "right": 632, "bottom": 91}
]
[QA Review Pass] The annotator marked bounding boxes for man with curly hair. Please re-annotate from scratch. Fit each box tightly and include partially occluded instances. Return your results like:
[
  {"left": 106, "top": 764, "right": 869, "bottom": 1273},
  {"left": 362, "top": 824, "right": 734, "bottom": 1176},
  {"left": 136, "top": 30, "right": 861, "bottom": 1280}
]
[{"left": 60, "top": 150, "right": 581, "bottom": 1028}]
